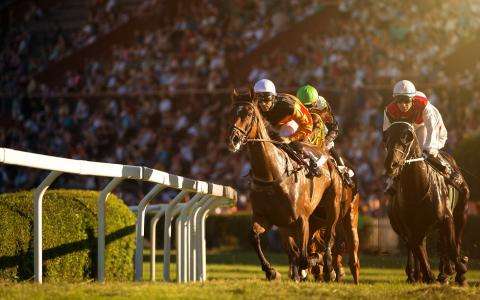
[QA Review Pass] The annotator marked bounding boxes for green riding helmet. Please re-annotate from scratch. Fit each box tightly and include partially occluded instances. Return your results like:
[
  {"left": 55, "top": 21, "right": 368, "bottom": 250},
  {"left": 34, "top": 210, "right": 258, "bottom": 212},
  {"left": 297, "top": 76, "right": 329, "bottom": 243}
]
[{"left": 296, "top": 85, "right": 318, "bottom": 106}]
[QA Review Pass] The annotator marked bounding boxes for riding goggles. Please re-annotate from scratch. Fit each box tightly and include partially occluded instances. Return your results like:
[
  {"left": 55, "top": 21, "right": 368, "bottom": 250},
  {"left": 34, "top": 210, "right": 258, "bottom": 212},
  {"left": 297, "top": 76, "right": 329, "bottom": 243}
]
[
  {"left": 255, "top": 92, "right": 275, "bottom": 102},
  {"left": 394, "top": 95, "right": 413, "bottom": 104}
]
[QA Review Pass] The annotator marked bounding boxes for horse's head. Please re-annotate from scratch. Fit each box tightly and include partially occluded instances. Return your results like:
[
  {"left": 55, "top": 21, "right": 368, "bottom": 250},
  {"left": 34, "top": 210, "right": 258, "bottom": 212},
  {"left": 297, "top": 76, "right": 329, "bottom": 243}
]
[
  {"left": 226, "top": 88, "right": 258, "bottom": 153},
  {"left": 383, "top": 122, "right": 420, "bottom": 177}
]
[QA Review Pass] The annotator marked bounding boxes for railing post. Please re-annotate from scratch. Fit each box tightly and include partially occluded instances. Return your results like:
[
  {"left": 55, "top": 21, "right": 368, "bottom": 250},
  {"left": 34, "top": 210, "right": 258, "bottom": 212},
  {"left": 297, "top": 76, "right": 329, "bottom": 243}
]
[
  {"left": 188, "top": 196, "right": 210, "bottom": 282},
  {"left": 97, "top": 177, "right": 123, "bottom": 283},
  {"left": 163, "top": 191, "right": 187, "bottom": 282},
  {"left": 194, "top": 197, "right": 214, "bottom": 281},
  {"left": 149, "top": 206, "right": 167, "bottom": 282},
  {"left": 33, "top": 171, "right": 63, "bottom": 284},
  {"left": 176, "top": 193, "right": 204, "bottom": 283},
  {"left": 134, "top": 183, "right": 166, "bottom": 281}
]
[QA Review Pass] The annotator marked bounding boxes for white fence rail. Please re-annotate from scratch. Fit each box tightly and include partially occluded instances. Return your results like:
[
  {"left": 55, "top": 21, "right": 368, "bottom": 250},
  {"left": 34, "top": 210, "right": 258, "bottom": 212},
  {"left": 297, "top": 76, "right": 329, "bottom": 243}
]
[{"left": 0, "top": 147, "right": 237, "bottom": 284}]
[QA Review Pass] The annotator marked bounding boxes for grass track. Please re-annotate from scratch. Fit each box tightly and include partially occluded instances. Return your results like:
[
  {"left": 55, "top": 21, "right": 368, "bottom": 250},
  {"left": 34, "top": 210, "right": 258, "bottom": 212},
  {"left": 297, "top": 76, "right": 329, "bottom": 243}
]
[{"left": 1, "top": 250, "right": 479, "bottom": 299}]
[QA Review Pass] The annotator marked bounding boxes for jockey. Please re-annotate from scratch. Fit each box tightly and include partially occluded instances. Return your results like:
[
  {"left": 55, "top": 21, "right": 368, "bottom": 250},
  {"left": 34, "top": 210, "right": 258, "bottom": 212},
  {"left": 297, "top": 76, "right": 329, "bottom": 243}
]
[
  {"left": 253, "top": 79, "right": 321, "bottom": 177},
  {"left": 382, "top": 79, "right": 463, "bottom": 193},
  {"left": 296, "top": 84, "right": 354, "bottom": 187}
]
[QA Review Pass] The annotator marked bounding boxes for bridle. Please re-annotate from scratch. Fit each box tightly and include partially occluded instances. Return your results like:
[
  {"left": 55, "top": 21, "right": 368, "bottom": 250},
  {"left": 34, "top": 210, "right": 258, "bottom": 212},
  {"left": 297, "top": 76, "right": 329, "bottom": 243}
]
[
  {"left": 387, "top": 122, "right": 425, "bottom": 169},
  {"left": 230, "top": 100, "right": 284, "bottom": 147}
]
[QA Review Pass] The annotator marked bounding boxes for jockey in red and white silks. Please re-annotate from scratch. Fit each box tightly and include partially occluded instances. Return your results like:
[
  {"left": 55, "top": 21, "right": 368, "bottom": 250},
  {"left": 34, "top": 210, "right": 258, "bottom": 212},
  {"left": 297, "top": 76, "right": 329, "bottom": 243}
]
[{"left": 383, "top": 87, "right": 447, "bottom": 157}]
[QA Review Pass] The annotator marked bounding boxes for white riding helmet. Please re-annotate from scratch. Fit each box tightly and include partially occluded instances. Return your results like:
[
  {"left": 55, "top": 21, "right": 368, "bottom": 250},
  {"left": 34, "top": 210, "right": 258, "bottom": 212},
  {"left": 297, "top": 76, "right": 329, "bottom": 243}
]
[
  {"left": 254, "top": 79, "right": 277, "bottom": 95},
  {"left": 393, "top": 80, "right": 416, "bottom": 97},
  {"left": 415, "top": 90, "right": 427, "bottom": 98}
]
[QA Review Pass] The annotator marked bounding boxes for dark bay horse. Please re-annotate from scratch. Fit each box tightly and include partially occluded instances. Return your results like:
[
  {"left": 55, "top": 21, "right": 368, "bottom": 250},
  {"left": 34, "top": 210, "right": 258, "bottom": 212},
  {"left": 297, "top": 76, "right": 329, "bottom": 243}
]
[
  {"left": 226, "top": 90, "right": 343, "bottom": 281},
  {"left": 384, "top": 122, "right": 470, "bottom": 285}
]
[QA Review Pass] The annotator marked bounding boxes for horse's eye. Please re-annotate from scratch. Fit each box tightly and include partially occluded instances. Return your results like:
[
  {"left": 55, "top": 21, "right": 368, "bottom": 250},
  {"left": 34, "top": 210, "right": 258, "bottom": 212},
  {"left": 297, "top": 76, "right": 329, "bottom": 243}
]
[{"left": 237, "top": 107, "right": 250, "bottom": 118}]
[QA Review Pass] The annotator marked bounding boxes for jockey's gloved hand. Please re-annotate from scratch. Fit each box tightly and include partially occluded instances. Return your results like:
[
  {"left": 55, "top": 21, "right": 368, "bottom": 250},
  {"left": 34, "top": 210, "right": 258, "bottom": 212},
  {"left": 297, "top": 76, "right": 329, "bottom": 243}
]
[{"left": 423, "top": 148, "right": 438, "bottom": 158}]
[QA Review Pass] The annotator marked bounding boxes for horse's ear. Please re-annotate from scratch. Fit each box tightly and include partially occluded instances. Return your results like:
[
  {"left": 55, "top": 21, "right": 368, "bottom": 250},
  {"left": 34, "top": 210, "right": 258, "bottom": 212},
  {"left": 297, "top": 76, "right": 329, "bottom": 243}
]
[
  {"left": 248, "top": 86, "right": 254, "bottom": 100},
  {"left": 231, "top": 88, "right": 238, "bottom": 102}
]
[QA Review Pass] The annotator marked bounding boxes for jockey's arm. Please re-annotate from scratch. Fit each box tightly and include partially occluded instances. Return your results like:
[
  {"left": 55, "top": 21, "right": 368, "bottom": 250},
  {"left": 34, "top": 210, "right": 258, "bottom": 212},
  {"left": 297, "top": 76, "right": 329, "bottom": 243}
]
[
  {"left": 382, "top": 110, "right": 392, "bottom": 132},
  {"left": 289, "top": 101, "right": 313, "bottom": 142},
  {"left": 324, "top": 115, "right": 339, "bottom": 143},
  {"left": 382, "top": 110, "right": 392, "bottom": 147},
  {"left": 422, "top": 103, "right": 447, "bottom": 156}
]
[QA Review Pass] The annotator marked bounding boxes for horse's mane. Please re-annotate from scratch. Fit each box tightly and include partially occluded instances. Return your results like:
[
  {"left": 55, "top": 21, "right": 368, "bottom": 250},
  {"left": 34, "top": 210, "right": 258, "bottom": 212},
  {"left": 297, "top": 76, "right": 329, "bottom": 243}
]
[{"left": 252, "top": 103, "right": 270, "bottom": 140}]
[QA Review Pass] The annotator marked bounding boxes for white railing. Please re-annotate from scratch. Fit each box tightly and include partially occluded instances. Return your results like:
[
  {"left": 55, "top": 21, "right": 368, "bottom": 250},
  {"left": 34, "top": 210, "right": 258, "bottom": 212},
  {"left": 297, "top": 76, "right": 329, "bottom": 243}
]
[{"left": 0, "top": 147, "right": 237, "bottom": 284}]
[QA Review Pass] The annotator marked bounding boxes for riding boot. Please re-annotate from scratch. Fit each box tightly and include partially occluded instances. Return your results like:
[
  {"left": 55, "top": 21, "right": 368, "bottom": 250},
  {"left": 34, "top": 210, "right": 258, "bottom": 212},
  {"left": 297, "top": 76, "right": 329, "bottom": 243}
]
[
  {"left": 425, "top": 154, "right": 463, "bottom": 189},
  {"left": 330, "top": 147, "right": 354, "bottom": 187},
  {"left": 289, "top": 141, "right": 321, "bottom": 178}
]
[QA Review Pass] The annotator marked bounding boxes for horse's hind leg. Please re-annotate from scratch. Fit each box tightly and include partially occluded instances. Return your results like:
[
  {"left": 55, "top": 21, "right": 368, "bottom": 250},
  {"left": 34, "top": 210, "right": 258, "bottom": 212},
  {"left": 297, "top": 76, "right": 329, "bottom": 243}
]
[
  {"left": 442, "top": 213, "right": 468, "bottom": 286},
  {"left": 332, "top": 243, "right": 345, "bottom": 283},
  {"left": 251, "top": 217, "right": 280, "bottom": 281},
  {"left": 322, "top": 185, "right": 341, "bottom": 282},
  {"left": 405, "top": 249, "right": 416, "bottom": 283},
  {"left": 343, "top": 196, "right": 360, "bottom": 284},
  {"left": 454, "top": 184, "right": 469, "bottom": 262}
]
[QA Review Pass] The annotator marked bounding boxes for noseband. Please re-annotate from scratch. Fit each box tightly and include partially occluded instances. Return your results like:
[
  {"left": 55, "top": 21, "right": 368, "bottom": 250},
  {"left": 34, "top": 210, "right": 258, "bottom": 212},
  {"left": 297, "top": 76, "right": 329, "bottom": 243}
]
[
  {"left": 388, "top": 122, "right": 425, "bottom": 172},
  {"left": 230, "top": 101, "right": 258, "bottom": 147}
]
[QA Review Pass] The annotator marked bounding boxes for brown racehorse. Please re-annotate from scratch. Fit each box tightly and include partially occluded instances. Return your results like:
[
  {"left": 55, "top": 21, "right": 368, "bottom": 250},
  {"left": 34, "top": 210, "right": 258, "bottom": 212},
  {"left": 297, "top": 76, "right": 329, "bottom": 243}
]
[
  {"left": 308, "top": 177, "right": 360, "bottom": 284},
  {"left": 384, "top": 122, "right": 470, "bottom": 285},
  {"left": 226, "top": 90, "right": 343, "bottom": 281}
]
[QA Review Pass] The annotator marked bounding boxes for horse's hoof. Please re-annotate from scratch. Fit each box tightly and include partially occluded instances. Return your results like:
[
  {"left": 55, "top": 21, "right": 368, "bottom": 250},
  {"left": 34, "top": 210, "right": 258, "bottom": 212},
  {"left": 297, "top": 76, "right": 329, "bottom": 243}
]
[
  {"left": 437, "top": 274, "right": 449, "bottom": 285},
  {"left": 455, "top": 275, "right": 467, "bottom": 287},
  {"left": 457, "top": 280, "right": 468, "bottom": 287},
  {"left": 335, "top": 267, "right": 345, "bottom": 282},
  {"left": 406, "top": 277, "right": 416, "bottom": 284},
  {"left": 300, "top": 269, "right": 308, "bottom": 281},
  {"left": 425, "top": 276, "right": 436, "bottom": 284},
  {"left": 266, "top": 268, "right": 281, "bottom": 281},
  {"left": 323, "top": 270, "right": 335, "bottom": 282},
  {"left": 299, "top": 256, "right": 309, "bottom": 270}
]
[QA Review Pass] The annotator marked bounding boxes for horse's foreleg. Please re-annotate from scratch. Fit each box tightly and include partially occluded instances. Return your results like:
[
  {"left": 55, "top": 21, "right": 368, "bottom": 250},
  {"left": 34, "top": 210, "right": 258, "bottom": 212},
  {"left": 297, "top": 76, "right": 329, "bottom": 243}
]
[
  {"left": 412, "top": 238, "right": 435, "bottom": 284},
  {"left": 437, "top": 230, "right": 452, "bottom": 284},
  {"left": 343, "top": 197, "right": 360, "bottom": 284},
  {"left": 280, "top": 229, "right": 301, "bottom": 282},
  {"left": 296, "top": 215, "right": 310, "bottom": 271},
  {"left": 251, "top": 218, "right": 280, "bottom": 281}
]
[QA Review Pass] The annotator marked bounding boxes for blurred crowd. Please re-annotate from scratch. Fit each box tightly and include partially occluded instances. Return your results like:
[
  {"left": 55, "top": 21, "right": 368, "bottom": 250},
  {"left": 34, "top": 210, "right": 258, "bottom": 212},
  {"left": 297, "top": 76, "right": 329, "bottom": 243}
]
[
  {"left": 0, "top": 0, "right": 158, "bottom": 99},
  {"left": 1, "top": 0, "right": 480, "bottom": 214}
]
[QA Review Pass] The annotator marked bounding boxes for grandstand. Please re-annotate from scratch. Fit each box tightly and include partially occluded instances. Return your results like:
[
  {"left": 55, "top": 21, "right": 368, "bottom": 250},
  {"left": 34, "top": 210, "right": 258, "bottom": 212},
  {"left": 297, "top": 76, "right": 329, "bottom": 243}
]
[{"left": 1, "top": 0, "right": 480, "bottom": 217}]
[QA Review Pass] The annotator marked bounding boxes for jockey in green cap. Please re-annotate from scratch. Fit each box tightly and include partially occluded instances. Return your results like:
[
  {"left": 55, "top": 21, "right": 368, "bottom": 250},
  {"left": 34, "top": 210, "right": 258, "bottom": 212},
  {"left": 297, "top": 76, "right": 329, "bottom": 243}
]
[{"left": 296, "top": 84, "right": 354, "bottom": 187}]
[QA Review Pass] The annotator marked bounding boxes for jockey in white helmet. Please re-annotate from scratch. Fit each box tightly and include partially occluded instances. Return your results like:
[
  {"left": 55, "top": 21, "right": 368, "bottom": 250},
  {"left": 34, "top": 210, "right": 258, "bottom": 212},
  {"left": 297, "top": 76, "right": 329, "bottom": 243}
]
[
  {"left": 253, "top": 79, "right": 321, "bottom": 177},
  {"left": 382, "top": 80, "right": 463, "bottom": 193}
]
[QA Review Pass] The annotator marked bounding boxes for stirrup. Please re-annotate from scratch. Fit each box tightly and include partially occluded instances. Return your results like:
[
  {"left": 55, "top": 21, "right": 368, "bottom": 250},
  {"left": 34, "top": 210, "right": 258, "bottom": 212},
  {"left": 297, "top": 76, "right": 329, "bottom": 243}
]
[{"left": 307, "top": 160, "right": 321, "bottom": 178}]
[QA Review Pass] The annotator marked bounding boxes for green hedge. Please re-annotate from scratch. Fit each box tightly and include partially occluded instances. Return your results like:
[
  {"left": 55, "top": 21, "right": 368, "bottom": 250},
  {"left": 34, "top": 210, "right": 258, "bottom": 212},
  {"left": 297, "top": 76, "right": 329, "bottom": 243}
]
[{"left": 0, "top": 189, "right": 136, "bottom": 282}]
